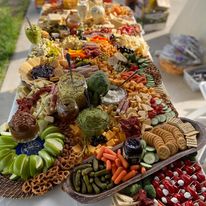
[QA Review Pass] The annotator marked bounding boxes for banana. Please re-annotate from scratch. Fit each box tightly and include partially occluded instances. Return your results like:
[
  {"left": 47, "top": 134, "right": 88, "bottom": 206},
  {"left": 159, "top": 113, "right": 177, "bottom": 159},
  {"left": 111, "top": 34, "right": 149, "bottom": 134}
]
[
  {"left": 38, "top": 149, "right": 54, "bottom": 170},
  {"left": 40, "top": 125, "right": 60, "bottom": 140},
  {"left": 44, "top": 139, "right": 63, "bottom": 157},
  {"left": 44, "top": 132, "right": 65, "bottom": 141},
  {"left": 0, "top": 152, "right": 16, "bottom": 172},
  {"left": 29, "top": 155, "right": 44, "bottom": 177},
  {"left": 0, "top": 135, "right": 18, "bottom": 147}
]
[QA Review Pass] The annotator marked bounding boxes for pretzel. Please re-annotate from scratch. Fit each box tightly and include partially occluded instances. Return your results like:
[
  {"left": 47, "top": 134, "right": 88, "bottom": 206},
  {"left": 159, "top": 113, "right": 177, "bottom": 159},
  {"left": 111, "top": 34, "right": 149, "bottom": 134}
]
[
  {"left": 31, "top": 184, "right": 48, "bottom": 196},
  {"left": 22, "top": 180, "right": 32, "bottom": 194},
  {"left": 46, "top": 166, "right": 59, "bottom": 178}
]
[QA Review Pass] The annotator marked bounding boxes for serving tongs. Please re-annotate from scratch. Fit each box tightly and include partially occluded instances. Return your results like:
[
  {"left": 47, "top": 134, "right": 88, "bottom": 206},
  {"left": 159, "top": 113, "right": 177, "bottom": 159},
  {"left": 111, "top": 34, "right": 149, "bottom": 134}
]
[
  {"left": 66, "top": 53, "right": 74, "bottom": 85},
  {"left": 110, "top": 70, "right": 140, "bottom": 90}
]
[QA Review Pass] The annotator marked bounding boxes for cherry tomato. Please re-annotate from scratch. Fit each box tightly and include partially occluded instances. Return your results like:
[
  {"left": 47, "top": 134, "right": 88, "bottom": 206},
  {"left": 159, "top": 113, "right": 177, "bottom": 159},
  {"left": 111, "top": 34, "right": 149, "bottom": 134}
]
[
  {"left": 152, "top": 180, "right": 159, "bottom": 188},
  {"left": 175, "top": 168, "right": 183, "bottom": 176},
  {"left": 192, "top": 181, "right": 201, "bottom": 193},
  {"left": 173, "top": 203, "right": 181, "bottom": 206},
  {"left": 150, "top": 98, "right": 156, "bottom": 104},
  {"left": 186, "top": 185, "right": 199, "bottom": 200},
  {"left": 173, "top": 175, "right": 180, "bottom": 183},
  {"left": 174, "top": 160, "right": 183, "bottom": 168},
  {"left": 197, "top": 200, "right": 206, "bottom": 206},
  {"left": 184, "top": 159, "right": 192, "bottom": 166},
  {"left": 184, "top": 200, "right": 194, "bottom": 206},
  {"left": 158, "top": 173, "right": 165, "bottom": 180},
  {"left": 184, "top": 166, "right": 194, "bottom": 175},
  {"left": 196, "top": 172, "right": 206, "bottom": 182},
  {"left": 202, "top": 191, "right": 206, "bottom": 198},
  {"left": 156, "top": 187, "right": 163, "bottom": 198},
  {"left": 162, "top": 180, "right": 175, "bottom": 193},
  {"left": 166, "top": 170, "right": 174, "bottom": 178},
  {"left": 181, "top": 174, "right": 192, "bottom": 185},
  {"left": 193, "top": 163, "right": 202, "bottom": 172}
]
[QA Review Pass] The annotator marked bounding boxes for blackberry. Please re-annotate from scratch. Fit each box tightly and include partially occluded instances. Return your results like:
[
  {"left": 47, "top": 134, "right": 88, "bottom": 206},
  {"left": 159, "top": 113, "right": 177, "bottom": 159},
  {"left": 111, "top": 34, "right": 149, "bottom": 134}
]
[
  {"left": 110, "top": 34, "right": 116, "bottom": 41},
  {"left": 91, "top": 135, "right": 107, "bottom": 146},
  {"left": 31, "top": 64, "right": 54, "bottom": 80},
  {"left": 117, "top": 46, "right": 134, "bottom": 54}
]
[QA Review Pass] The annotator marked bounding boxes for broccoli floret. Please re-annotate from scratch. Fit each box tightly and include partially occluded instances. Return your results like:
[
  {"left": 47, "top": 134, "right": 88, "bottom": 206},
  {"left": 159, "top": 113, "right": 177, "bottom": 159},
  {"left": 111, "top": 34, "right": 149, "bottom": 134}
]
[
  {"left": 144, "top": 184, "right": 156, "bottom": 199},
  {"left": 142, "top": 177, "right": 151, "bottom": 187},
  {"left": 87, "top": 71, "right": 110, "bottom": 106},
  {"left": 120, "top": 183, "right": 142, "bottom": 196}
]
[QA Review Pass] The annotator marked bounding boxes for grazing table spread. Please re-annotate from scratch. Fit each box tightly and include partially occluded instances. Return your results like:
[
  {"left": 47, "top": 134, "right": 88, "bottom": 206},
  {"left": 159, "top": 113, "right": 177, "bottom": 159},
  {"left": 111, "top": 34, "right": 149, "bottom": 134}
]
[{"left": 0, "top": 2, "right": 206, "bottom": 206}]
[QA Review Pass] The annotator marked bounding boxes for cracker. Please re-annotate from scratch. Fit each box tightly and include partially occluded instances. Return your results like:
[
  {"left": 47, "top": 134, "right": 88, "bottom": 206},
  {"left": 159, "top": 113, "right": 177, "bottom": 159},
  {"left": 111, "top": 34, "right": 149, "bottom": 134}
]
[
  {"left": 177, "top": 137, "right": 187, "bottom": 150},
  {"left": 168, "top": 118, "right": 183, "bottom": 125},
  {"left": 186, "top": 135, "right": 197, "bottom": 140},
  {"left": 161, "top": 123, "right": 184, "bottom": 139},
  {"left": 165, "top": 142, "right": 178, "bottom": 155},
  {"left": 185, "top": 131, "right": 199, "bottom": 136},
  {"left": 152, "top": 127, "right": 176, "bottom": 143},
  {"left": 157, "top": 145, "right": 171, "bottom": 160},
  {"left": 178, "top": 122, "right": 196, "bottom": 134}
]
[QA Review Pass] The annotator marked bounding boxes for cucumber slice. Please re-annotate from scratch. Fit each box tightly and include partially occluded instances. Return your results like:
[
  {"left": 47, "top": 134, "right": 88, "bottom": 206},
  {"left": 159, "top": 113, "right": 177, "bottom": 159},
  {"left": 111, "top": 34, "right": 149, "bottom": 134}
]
[
  {"left": 151, "top": 117, "right": 159, "bottom": 126},
  {"left": 140, "top": 139, "right": 147, "bottom": 149},
  {"left": 155, "top": 99, "right": 162, "bottom": 105},
  {"left": 143, "top": 152, "right": 156, "bottom": 165},
  {"left": 159, "top": 114, "right": 167, "bottom": 123},
  {"left": 140, "top": 162, "right": 152, "bottom": 169},
  {"left": 146, "top": 146, "right": 155, "bottom": 152},
  {"left": 165, "top": 108, "right": 172, "bottom": 113},
  {"left": 140, "top": 149, "right": 146, "bottom": 160},
  {"left": 170, "top": 111, "right": 176, "bottom": 117},
  {"left": 154, "top": 153, "right": 159, "bottom": 162}
]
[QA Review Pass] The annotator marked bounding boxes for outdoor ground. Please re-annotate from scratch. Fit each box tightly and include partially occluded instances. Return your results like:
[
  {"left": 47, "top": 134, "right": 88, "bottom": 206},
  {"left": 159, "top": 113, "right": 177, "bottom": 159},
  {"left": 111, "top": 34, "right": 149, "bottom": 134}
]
[{"left": 0, "top": 0, "right": 29, "bottom": 87}]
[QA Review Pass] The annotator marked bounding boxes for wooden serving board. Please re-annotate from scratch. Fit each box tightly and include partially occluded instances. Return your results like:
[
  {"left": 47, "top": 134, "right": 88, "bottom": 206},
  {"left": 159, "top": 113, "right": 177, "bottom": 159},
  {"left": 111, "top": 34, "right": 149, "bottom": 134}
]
[{"left": 62, "top": 118, "right": 206, "bottom": 204}]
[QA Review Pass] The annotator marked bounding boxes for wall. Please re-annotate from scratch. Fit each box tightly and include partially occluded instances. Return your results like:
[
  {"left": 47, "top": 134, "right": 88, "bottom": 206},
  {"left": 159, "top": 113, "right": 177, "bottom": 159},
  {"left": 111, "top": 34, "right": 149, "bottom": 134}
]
[{"left": 171, "top": 0, "right": 206, "bottom": 46}]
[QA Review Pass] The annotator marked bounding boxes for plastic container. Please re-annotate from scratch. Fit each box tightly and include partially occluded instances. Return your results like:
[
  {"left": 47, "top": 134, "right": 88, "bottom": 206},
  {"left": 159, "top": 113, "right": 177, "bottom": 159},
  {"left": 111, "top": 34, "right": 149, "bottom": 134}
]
[{"left": 184, "top": 65, "right": 206, "bottom": 91}]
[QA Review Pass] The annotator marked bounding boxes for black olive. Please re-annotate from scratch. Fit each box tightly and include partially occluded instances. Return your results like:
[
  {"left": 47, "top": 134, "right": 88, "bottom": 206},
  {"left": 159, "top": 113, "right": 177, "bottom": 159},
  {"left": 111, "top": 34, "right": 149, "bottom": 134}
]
[{"left": 91, "top": 135, "right": 107, "bottom": 146}]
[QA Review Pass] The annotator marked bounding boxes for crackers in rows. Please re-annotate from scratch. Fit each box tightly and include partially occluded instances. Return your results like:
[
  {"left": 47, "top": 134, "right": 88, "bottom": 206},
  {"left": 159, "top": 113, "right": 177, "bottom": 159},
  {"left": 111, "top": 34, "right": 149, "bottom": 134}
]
[
  {"left": 143, "top": 132, "right": 171, "bottom": 160},
  {"left": 161, "top": 123, "right": 184, "bottom": 139}
]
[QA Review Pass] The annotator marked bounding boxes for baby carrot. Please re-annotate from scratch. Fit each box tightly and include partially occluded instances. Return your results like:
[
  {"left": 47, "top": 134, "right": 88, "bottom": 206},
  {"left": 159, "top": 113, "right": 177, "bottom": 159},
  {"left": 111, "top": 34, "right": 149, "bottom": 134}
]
[
  {"left": 104, "top": 148, "right": 117, "bottom": 156},
  {"left": 101, "top": 157, "right": 107, "bottom": 162},
  {"left": 96, "top": 146, "right": 105, "bottom": 160},
  {"left": 111, "top": 163, "right": 117, "bottom": 175},
  {"left": 115, "top": 158, "right": 121, "bottom": 167},
  {"left": 122, "top": 170, "right": 137, "bottom": 182},
  {"left": 112, "top": 167, "right": 123, "bottom": 181},
  {"left": 106, "top": 160, "right": 112, "bottom": 171},
  {"left": 130, "top": 165, "right": 140, "bottom": 171},
  {"left": 141, "top": 167, "right": 146, "bottom": 174},
  {"left": 117, "top": 153, "right": 128, "bottom": 169},
  {"left": 103, "top": 153, "right": 116, "bottom": 161},
  {"left": 114, "top": 170, "right": 127, "bottom": 184}
]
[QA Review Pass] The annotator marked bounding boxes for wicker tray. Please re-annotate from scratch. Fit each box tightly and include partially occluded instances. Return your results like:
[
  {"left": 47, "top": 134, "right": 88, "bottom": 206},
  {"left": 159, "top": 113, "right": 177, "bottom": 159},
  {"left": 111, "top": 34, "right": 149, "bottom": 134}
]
[
  {"left": 159, "top": 58, "right": 184, "bottom": 75},
  {"left": 62, "top": 118, "right": 206, "bottom": 204}
]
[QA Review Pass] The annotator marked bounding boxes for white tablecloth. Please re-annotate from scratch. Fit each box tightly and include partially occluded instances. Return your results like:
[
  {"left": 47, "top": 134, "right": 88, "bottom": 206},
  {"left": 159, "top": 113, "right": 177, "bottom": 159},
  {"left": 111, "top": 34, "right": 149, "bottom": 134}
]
[{"left": 0, "top": 185, "right": 113, "bottom": 206}]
